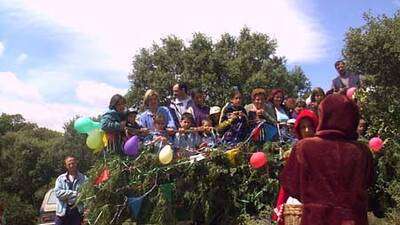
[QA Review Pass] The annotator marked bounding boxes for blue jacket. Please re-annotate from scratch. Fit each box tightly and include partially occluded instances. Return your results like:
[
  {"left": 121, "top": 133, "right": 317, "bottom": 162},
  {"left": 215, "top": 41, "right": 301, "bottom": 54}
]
[{"left": 54, "top": 172, "right": 87, "bottom": 217}]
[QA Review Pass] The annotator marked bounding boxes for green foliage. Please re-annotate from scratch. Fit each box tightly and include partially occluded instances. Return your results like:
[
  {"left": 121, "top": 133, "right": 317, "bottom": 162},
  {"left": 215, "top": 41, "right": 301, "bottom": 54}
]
[
  {"left": 0, "top": 192, "right": 36, "bottom": 225},
  {"left": 79, "top": 142, "right": 288, "bottom": 225},
  {"left": 344, "top": 10, "right": 400, "bottom": 221},
  {"left": 127, "top": 27, "right": 311, "bottom": 107},
  {"left": 0, "top": 113, "right": 97, "bottom": 224}
]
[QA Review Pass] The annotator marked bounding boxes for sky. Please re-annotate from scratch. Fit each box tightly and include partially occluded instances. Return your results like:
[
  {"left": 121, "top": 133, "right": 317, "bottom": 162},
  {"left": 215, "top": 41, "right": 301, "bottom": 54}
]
[{"left": 0, "top": 0, "right": 398, "bottom": 131}]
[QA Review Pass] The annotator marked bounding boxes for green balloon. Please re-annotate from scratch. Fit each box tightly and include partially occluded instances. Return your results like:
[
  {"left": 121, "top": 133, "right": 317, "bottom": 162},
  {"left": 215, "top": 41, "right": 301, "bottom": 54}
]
[{"left": 74, "top": 117, "right": 98, "bottom": 133}]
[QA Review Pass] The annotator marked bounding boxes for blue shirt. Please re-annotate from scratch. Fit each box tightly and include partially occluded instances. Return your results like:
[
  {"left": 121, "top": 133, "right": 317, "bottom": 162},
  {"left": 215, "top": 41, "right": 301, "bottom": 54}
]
[{"left": 138, "top": 106, "right": 177, "bottom": 131}]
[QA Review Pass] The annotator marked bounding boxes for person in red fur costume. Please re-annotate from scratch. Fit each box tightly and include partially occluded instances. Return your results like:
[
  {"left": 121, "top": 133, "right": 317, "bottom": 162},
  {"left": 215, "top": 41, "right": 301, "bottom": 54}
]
[
  {"left": 280, "top": 94, "right": 374, "bottom": 225},
  {"left": 272, "top": 109, "right": 319, "bottom": 224}
]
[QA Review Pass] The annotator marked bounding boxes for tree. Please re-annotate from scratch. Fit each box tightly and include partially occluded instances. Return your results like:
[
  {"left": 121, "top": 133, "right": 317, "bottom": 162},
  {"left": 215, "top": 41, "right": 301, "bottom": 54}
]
[
  {"left": 343, "top": 10, "right": 400, "bottom": 222},
  {"left": 127, "top": 27, "right": 311, "bottom": 107}
]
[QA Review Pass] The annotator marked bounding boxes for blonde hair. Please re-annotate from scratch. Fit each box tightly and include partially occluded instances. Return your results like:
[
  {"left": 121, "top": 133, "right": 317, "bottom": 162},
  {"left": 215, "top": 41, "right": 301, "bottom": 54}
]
[{"left": 143, "top": 89, "right": 159, "bottom": 108}]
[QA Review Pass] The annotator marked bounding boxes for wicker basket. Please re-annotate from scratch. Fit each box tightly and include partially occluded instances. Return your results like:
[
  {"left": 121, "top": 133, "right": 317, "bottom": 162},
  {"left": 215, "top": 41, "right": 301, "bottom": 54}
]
[{"left": 283, "top": 204, "right": 303, "bottom": 225}]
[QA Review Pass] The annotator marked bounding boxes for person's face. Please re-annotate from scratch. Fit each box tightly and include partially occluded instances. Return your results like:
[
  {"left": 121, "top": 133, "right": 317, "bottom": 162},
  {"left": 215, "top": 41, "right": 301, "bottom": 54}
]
[
  {"left": 357, "top": 119, "right": 366, "bottom": 135},
  {"left": 115, "top": 100, "right": 126, "bottom": 113},
  {"left": 127, "top": 114, "right": 136, "bottom": 123},
  {"left": 253, "top": 94, "right": 265, "bottom": 109},
  {"left": 148, "top": 95, "right": 158, "bottom": 109},
  {"left": 65, "top": 157, "right": 78, "bottom": 174},
  {"left": 335, "top": 62, "right": 346, "bottom": 75},
  {"left": 173, "top": 84, "right": 184, "bottom": 99},
  {"left": 194, "top": 93, "right": 205, "bottom": 106},
  {"left": 299, "top": 118, "right": 315, "bottom": 139},
  {"left": 295, "top": 106, "right": 304, "bottom": 114},
  {"left": 202, "top": 120, "right": 212, "bottom": 128},
  {"left": 180, "top": 118, "right": 192, "bottom": 129},
  {"left": 273, "top": 92, "right": 283, "bottom": 107},
  {"left": 315, "top": 94, "right": 324, "bottom": 103},
  {"left": 231, "top": 93, "right": 242, "bottom": 106},
  {"left": 154, "top": 120, "right": 166, "bottom": 131}
]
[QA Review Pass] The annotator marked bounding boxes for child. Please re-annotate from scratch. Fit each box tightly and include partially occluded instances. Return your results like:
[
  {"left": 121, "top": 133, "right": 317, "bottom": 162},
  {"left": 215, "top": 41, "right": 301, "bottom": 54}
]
[
  {"left": 125, "top": 108, "right": 149, "bottom": 139},
  {"left": 292, "top": 99, "right": 306, "bottom": 119},
  {"left": 144, "top": 114, "right": 171, "bottom": 152},
  {"left": 272, "top": 109, "right": 318, "bottom": 225},
  {"left": 187, "top": 88, "right": 210, "bottom": 127},
  {"left": 174, "top": 113, "right": 202, "bottom": 157},
  {"left": 200, "top": 118, "right": 218, "bottom": 147},
  {"left": 101, "top": 94, "right": 127, "bottom": 155},
  {"left": 209, "top": 106, "right": 221, "bottom": 127},
  {"left": 218, "top": 87, "right": 248, "bottom": 145}
]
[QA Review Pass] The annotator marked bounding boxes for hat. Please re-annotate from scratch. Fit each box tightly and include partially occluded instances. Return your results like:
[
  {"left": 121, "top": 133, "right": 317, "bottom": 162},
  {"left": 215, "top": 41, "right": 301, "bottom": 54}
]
[
  {"left": 287, "top": 118, "right": 296, "bottom": 125},
  {"left": 210, "top": 106, "right": 221, "bottom": 115},
  {"left": 126, "top": 107, "right": 138, "bottom": 115}
]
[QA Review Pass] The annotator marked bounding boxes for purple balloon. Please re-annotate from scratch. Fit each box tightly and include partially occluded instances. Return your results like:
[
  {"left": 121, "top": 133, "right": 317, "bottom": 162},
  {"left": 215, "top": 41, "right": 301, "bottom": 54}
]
[{"left": 124, "top": 136, "right": 140, "bottom": 157}]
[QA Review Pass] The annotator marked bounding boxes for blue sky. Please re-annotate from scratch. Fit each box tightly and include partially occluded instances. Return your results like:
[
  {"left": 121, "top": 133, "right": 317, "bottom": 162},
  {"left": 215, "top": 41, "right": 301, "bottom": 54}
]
[{"left": 0, "top": 0, "right": 398, "bottom": 131}]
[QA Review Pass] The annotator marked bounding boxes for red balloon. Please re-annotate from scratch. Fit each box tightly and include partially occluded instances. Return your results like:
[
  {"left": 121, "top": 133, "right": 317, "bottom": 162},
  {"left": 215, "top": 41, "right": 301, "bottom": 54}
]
[
  {"left": 369, "top": 137, "right": 384, "bottom": 152},
  {"left": 346, "top": 87, "right": 357, "bottom": 99},
  {"left": 250, "top": 152, "right": 268, "bottom": 169}
]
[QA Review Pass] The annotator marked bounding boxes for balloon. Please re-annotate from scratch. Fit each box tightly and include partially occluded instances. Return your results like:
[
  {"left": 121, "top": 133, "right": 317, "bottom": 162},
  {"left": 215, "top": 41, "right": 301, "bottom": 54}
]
[
  {"left": 250, "top": 152, "right": 267, "bottom": 169},
  {"left": 86, "top": 129, "right": 104, "bottom": 150},
  {"left": 124, "top": 136, "right": 140, "bottom": 157},
  {"left": 225, "top": 148, "right": 240, "bottom": 165},
  {"left": 74, "top": 117, "right": 99, "bottom": 133},
  {"left": 159, "top": 145, "right": 173, "bottom": 165},
  {"left": 369, "top": 137, "right": 384, "bottom": 152},
  {"left": 346, "top": 87, "right": 357, "bottom": 99}
]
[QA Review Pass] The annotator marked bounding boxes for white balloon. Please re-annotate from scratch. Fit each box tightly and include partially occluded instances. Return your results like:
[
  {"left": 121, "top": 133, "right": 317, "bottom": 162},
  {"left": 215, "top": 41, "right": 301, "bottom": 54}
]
[{"left": 159, "top": 145, "right": 173, "bottom": 165}]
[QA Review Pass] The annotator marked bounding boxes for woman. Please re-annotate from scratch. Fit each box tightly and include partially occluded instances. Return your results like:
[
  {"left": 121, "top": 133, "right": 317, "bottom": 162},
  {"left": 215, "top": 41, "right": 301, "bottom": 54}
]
[
  {"left": 138, "top": 89, "right": 176, "bottom": 132},
  {"left": 245, "top": 88, "right": 277, "bottom": 142},
  {"left": 309, "top": 87, "right": 326, "bottom": 115},
  {"left": 100, "top": 94, "right": 127, "bottom": 155},
  {"left": 267, "top": 89, "right": 291, "bottom": 141},
  {"left": 187, "top": 88, "right": 210, "bottom": 127}
]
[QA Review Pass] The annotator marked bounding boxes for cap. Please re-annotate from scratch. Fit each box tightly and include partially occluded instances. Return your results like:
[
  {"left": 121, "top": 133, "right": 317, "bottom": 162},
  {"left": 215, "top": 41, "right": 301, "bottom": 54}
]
[{"left": 210, "top": 106, "right": 221, "bottom": 115}]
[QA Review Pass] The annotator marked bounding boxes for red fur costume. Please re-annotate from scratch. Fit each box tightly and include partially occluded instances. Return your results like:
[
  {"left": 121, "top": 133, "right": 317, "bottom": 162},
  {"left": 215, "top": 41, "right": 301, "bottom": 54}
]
[{"left": 280, "top": 94, "right": 374, "bottom": 225}]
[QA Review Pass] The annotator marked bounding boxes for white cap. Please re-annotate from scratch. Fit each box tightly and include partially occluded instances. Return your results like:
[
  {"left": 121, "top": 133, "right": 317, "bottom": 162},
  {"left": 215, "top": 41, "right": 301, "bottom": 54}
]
[{"left": 210, "top": 106, "right": 221, "bottom": 115}]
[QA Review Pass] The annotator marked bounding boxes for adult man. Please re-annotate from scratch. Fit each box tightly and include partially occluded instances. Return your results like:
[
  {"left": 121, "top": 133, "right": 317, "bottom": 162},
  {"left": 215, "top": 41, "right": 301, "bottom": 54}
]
[
  {"left": 280, "top": 94, "right": 374, "bottom": 225},
  {"left": 54, "top": 156, "right": 87, "bottom": 225},
  {"left": 169, "top": 83, "right": 194, "bottom": 122},
  {"left": 331, "top": 60, "right": 361, "bottom": 92}
]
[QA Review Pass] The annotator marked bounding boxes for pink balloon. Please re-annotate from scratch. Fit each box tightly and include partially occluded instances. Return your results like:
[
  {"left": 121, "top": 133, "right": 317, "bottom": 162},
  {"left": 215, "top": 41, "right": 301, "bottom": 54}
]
[
  {"left": 250, "top": 152, "right": 268, "bottom": 169},
  {"left": 124, "top": 136, "right": 140, "bottom": 157},
  {"left": 346, "top": 87, "right": 357, "bottom": 99},
  {"left": 369, "top": 137, "right": 383, "bottom": 152}
]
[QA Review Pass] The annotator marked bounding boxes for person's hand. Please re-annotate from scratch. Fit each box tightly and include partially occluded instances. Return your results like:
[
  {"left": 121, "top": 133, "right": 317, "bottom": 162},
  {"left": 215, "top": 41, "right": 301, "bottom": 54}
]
[
  {"left": 140, "top": 128, "right": 149, "bottom": 136},
  {"left": 178, "top": 128, "right": 186, "bottom": 134},
  {"left": 166, "top": 128, "right": 176, "bottom": 136},
  {"left": 196, "top": 126, "right": 205, "bottom": 133}
]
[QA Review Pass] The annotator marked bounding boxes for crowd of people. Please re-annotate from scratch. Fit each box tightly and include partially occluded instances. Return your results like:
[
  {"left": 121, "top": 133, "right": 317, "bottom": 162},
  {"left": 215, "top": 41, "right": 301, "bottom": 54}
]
[{"left": 52, "top": 60, "right": 373, "bottom": 225}]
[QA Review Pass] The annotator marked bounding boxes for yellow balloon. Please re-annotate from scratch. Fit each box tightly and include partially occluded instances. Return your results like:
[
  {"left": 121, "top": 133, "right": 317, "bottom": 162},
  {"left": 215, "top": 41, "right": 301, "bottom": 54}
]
[
  {"left": 86, "top": 129, "right": 104, "bottom": 150},
  {"left": 225, "top": 148, "right": 240, "bottom": 165},
  {"left": 102, "top": 133, "right": 108, "bottom": 147},
  {"left": 159, "top": 145, "right": 173, "bottom": 165}
]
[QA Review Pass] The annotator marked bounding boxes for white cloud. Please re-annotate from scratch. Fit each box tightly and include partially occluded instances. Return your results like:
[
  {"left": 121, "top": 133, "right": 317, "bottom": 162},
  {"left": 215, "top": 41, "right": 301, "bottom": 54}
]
[
  {"left": 76, "top": 80, "right": 127, "bottom": 108},
  {"left": 16, "top": 53, "right": 28, "bottom": 63},
  {"left": 0, "top": 72, "right": 119, "bottom": 131},
  {"left": 0, "top": 42, "right": 4, "bottom": 56},
  {"left": 0, "top": 71, "right": 42, "bottom": 101},
  {"left": 8, "top": 0, "right": 327, "bottom": 71}
]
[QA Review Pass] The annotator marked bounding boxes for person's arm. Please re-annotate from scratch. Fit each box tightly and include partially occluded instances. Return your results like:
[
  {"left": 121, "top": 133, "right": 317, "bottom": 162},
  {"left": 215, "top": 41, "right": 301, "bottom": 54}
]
[
  {"left": 100, "top": 112, "right": 123, "bottom": 132},
  {"left": 54, "top": 176, "right": 78, "bottom": 202}
]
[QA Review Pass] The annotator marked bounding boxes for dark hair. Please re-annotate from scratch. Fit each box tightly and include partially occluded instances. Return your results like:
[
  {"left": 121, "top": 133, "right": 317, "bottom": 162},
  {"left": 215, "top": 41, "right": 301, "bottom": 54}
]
[
  {"left": 267, "top": 88, "right": 284, "bottom": 104},
  {"left": 296, "top": 99, "right": 307, "bottom": 108},
  {"left": 334, "top": 60, "right": 344, "bottom": 68},
  {"left": 181, "top": 112, "right": 194, "bottom": 124},
  {"left": 109, "top": 94, "right": 126, "bottom": 110},
  {"left": 176, "top": 83, "right": 189, "bottom": 94},
  {"left": 190, "top": 88, "right": 204, "bottom": 99},
  {"left": 251, "top": 88, "right": 267, "bottom": 100},
  {"left": 229, "top": 86, "right": 242, "bottom": 99},
  {"left": 310, "top": 87, "right": 326, "bottom": 102}
]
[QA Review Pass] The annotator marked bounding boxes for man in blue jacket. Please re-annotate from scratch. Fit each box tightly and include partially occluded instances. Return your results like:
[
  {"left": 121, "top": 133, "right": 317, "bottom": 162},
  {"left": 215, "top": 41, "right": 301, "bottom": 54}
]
[{"left": 54, "top": 156, "right": 87, "bottom": 225}]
